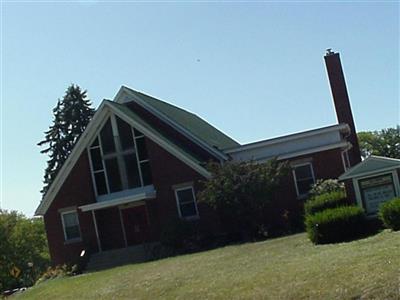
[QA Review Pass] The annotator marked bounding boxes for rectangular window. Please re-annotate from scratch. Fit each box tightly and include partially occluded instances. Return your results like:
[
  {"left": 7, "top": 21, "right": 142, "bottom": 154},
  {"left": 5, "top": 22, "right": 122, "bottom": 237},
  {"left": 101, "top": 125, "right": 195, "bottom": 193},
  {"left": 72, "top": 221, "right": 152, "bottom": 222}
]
[
  {"left": 61, "top": 211, "right": 81, "bottom": 242},
  {"left": 116, "top": 116, "right": 135, "bottom": 150},
  {"left": 136, "top": 137, "right": 149, "bottom": 161},
  {"left": 140, "top": 161, "right": 152, "bottom": 186},
  {"left": 105, "top": 158, "right": 123, "bottom": 193},
  {"left": 341, "top": 150, "right": 351, "bottom": 171},
  {"left": 124, "top": 153, "right": 141, "bottom": 188},
  {"left": 100, "top": 119, "right": 116, "bottom": 154},
  {"left": 90, "top": 148, "right": 103, "bottom": 171},
  {"left": 292, "top": 163, "right": 315, "bottom": 197},
  {"left": 94, "top": 172, "right": 108, "bottom": 195},
  {"left": 174, "top": 186, "right": 199, "bottom": 219}
]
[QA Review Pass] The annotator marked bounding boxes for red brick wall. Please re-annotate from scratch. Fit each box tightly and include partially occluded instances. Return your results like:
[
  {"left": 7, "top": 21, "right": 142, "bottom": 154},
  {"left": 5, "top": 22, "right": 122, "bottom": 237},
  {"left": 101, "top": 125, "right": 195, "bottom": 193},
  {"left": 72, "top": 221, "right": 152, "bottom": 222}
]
[
  {"left": 43, "top": 151, "right": 98, "bottom": 266},
  {"left": 344, "top": 179, "right": 357, "bottom": 205},
  {"left": 261, "top": 148, "right": 347, "bottom": 231},
  {"left": 145, "top": 138, "right": 221, "bottom": 238}
]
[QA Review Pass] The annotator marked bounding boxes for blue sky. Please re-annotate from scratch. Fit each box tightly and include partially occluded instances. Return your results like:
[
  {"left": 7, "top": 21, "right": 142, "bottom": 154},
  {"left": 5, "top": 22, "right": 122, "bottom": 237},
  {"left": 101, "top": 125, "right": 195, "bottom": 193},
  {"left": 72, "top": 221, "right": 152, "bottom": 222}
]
[{"left": 1, "top": 2, "right": 399, "bottom": 216}]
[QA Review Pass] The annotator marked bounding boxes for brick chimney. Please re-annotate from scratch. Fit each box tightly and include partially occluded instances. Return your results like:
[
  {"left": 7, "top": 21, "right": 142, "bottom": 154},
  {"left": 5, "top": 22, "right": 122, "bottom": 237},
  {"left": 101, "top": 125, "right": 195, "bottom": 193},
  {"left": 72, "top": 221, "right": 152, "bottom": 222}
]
[{"left": 324, "top": 49, "right": 361, "bottom": 165}]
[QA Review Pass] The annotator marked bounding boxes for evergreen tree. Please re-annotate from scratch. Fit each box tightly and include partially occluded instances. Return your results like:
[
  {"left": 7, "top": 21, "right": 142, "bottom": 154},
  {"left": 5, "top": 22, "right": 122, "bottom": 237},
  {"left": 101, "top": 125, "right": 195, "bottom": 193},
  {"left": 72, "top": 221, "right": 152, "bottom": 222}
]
[
  {"left": 38, "top": 84, "right": 95, "bottom": 196},
  {"left": 62, "top": 85, "right": 95, "bottom": 152}
]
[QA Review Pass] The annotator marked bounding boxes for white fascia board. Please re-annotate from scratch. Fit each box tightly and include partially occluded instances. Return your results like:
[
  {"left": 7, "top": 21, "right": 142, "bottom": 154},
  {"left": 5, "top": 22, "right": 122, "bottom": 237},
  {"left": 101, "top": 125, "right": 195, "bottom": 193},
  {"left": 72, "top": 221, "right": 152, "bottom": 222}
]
[
  {"left": 35, "top": 100, "right": 211, "bottom": 216},
  {"left": 339, "top": 165, "right": 400, "bottom": 180},
  {"left": 114, "top": 86, "right": 228, "bottom": 161},
  {"left": 225, "top": 124, "right": 350, "bottom": 154},
  {"left": 338, "top": 155, "right": 400, "bottom": 180},
  {"left": 79, "top": 190, "right": 156, "bottom": 212},
  {"left": 369, "top": 155, "right": 400, "bottom": 163},
  {"left": 35, "top": 103, "right": 110, "bottom": 216},
  {"left": 241, "top": 141, "right": 350, "bottom": 164},
  {"left": 278, "top": 141, "right": 350, "bottom": 160}
]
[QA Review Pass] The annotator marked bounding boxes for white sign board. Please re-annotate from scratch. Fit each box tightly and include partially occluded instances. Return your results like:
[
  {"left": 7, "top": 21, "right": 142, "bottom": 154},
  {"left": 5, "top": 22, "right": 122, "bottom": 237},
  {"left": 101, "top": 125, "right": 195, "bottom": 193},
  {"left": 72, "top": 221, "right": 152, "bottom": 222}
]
[{"left": 359, "top": 174, "right": 395, "bottom": 214}]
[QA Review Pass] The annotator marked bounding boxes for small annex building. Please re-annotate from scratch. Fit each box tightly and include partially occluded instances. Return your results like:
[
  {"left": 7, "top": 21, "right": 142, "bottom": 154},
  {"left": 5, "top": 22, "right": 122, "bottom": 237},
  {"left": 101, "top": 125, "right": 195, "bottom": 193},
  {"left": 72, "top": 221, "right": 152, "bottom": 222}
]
[
  {"left": 339, "top": 156, "right": 400, "bottom": 215},
  {"left": 35, "top": 50, "right": 363, "bottom": 266}
]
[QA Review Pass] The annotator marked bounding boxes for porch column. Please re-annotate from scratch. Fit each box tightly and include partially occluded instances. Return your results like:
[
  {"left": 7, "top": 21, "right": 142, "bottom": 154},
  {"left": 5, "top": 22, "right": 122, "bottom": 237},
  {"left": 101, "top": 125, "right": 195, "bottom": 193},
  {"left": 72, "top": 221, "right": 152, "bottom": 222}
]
[
  {"left": 118, "top": 207, "right": 128, "bottom": 248},
  {"left": 91, "top": 210, "right": 102, "bottom": 252}
]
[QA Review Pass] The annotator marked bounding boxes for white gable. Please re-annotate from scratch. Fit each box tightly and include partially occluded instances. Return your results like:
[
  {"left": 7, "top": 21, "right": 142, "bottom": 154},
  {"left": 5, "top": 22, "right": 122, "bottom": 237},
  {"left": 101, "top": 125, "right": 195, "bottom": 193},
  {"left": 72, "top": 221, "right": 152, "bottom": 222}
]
[{"left": 339, "top": 156, "right": 400, "bottom": 180}]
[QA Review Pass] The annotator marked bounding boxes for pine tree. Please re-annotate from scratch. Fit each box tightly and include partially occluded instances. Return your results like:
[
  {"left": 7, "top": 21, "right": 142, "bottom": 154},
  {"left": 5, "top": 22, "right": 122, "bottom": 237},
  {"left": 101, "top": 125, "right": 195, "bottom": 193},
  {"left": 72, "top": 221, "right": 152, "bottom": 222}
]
[
  {"left": 38, "top": 84, "right": 95, "bottom": 196},
  {"left": 62, "top": 85, "right": 95, "bottom": 152}
]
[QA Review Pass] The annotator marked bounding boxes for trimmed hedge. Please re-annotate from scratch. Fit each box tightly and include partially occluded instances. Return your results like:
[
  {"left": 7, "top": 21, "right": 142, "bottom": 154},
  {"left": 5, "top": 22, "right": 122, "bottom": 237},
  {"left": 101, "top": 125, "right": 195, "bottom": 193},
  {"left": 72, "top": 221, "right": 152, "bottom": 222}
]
[
  {"left": 305, "top": 206, "right": 366, "bottom": 244},
  {"left": 379, "top": 198, "right": 400, "bottom": 231},
  {"left": 304, "top": 190, "right": 348, "bottom": 215}
]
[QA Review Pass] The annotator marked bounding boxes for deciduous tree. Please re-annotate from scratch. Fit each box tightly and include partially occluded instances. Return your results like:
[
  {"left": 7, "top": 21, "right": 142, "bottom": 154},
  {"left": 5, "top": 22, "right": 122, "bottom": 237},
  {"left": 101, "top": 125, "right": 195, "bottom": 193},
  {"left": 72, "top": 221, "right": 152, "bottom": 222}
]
[{"left": 358, "top": 126, "right": 400, "bottom": 159}]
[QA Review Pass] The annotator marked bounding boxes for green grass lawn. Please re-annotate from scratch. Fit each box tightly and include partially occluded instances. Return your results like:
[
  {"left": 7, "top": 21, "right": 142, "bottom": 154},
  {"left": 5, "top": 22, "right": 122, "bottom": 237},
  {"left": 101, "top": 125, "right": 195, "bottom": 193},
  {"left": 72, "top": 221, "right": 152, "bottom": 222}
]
[{"left": 16, "top": 230, "right": 399, "bottom": 299}]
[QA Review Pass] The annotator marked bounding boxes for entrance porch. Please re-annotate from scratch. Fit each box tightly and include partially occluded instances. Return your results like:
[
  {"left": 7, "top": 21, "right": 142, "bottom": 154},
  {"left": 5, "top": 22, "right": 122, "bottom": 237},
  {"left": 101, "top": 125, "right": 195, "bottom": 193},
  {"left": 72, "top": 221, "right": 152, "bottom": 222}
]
[{"left": 79, "top": 186, "right": 157, "bottom": 254}]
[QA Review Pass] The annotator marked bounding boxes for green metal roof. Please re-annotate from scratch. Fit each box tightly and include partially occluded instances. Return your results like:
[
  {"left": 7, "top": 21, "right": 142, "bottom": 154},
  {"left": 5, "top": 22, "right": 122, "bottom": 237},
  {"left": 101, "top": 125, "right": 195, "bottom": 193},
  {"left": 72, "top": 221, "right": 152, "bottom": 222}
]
[
  {"left": 339, "top": 156, "right": 400, "bottom": 180},
  {"left": 123, "top": 87, "right": 240, "bottom": 151}
]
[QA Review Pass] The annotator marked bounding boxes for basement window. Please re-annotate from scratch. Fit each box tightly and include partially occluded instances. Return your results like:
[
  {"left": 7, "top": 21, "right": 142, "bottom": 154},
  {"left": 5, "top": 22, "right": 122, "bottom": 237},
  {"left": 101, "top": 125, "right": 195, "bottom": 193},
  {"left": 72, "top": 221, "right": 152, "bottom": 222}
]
[
  {"left": 61, "top": 211, "right": 81, "bottom": 242},
  {"left": 292, "top": 163, "right": 315, "bottom": 198},
  {"left": 174, "top": 185, "right": 199, "bottom": 220}
]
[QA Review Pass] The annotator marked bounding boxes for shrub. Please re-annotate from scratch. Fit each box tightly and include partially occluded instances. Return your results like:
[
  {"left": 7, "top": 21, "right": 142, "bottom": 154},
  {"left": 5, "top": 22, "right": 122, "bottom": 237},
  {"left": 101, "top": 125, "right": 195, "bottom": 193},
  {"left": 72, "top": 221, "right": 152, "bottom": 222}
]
[
  {"left": 35, "top": 264, "right": 77, "bottom": 285},
  {"left": 305, "top": 206, "right": 366, "bottom": 244},
  {"left": 309, "top": 179, "right": 345, "bottom": 198},
  {"left": 379, "top": 198, "right": 400, "bottom": 231},
  {"left": 304, "top": 190, "right": 348, "bottom": 216},
  {"left": 159, "top": 218, "right": 199, "bottom": 251},
  {"left": 199, "top": 159, "right": 288, "bottom": 239}
]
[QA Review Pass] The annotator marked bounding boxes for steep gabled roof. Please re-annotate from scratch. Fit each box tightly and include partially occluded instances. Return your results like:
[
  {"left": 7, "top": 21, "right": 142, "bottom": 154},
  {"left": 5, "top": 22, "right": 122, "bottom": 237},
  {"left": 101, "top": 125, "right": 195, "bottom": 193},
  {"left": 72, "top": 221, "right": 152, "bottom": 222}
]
[
  {"left": 339, "top": 155, "right": 400, "bottom": 180},
  {"left": 35, "top": 100, "right": 211, "bottom": 216},
  {"left": 115, "top": 86, "right": 239, "bottom": 157}
]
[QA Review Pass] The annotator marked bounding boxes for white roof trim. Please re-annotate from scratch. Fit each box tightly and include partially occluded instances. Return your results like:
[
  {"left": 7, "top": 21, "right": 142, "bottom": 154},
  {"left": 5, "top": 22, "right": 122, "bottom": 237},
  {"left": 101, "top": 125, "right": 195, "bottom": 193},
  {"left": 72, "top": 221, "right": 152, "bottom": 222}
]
[
  {"left": 252, "top": 141, "right": 350, "bottom": 163},
  {"left": 35, "top": 101, "right": 211, "bottom": 216},
  {"left": 79, "top": 189, "right": 156, "bottom": 212},
  {"left": 225, "top": 124, "right": 350, "bottom": 154},
  {"left": 339, "top": 155, "right": 400, "bottom": 180},
  {"left": 114, "top": 86, "right": 229, "bottom": 160}
]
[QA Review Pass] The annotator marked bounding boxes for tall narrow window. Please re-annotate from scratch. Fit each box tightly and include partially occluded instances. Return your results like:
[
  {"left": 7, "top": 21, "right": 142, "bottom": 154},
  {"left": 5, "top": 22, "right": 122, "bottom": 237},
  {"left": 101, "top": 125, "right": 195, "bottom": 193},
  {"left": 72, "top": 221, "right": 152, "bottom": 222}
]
[
  {"left": 88, "top": 115, "right": 152, "bottom": 196},
  {"left": 61, "top": 211, "right": 81, "bottom": 242},
  {"left": 341, "top": 150, "right": 351, "bottom": 171},
  {"left": 292, "top": 163, "right": 315, "bottom": 197},
  {"left": 174, "top": 185, "right": 199, "bottom": 219},
  {"left": 89, "top": 138, "right": 108, "bottom": 195}
]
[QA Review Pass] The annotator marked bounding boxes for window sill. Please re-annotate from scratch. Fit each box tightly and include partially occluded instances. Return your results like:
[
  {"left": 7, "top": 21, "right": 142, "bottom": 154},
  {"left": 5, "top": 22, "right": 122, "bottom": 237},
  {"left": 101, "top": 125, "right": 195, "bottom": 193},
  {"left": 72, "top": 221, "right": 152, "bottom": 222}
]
[
  {"left": 181, "top": 215, "right": 200, "bottom": 221},
  {"left": 64, "top": 238, "right": 82, "bottom": 245},
  {"left": 297, "top": 194, "right": 309, "bottom": 201}
]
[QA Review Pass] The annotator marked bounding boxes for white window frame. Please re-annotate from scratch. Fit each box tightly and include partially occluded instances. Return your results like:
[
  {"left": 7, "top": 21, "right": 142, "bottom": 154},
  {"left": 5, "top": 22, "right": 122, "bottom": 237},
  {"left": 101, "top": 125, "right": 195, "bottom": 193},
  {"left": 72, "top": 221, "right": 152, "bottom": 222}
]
[
  {"left": 60, "top": 210, "right": 82, "bottom": 243},
  {"left": 341, "top": 150, "right": 351, "bottom": 171},
  {"left": 292, "top": 162, "right": 315, "bottom": 198},
  {"left": 174, "top": 185, "right": 199, "bottom": 220}
]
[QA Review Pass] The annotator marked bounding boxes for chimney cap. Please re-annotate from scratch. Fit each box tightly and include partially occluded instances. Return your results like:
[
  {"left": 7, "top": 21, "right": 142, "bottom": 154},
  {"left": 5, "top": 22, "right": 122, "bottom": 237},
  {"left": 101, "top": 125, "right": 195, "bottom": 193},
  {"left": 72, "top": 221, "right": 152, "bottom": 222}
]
[{"left": 325, "top": 48, "right": 335, "bottom": 56}]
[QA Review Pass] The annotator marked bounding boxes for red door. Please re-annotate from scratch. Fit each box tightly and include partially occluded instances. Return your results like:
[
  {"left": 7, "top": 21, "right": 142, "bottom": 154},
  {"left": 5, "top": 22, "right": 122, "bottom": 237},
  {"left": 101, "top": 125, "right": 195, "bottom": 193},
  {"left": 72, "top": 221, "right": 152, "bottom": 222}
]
[{"left": 121, "top": 205, "right": 150, "bottom": 246}]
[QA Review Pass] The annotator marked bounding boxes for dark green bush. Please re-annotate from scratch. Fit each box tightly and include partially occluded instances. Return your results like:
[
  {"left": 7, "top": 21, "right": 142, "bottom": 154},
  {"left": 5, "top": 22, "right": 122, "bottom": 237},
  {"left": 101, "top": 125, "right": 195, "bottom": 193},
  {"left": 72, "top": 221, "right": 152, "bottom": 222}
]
[
  {"left": 305, "top": 206, "right": 366, "bottom": 244},
  {"left": 379, "top": 198, "right": 400, "bottom": 231},
  {"left": 305, "top": 190, "right": 348, "bottom": 215},
  {"left": 159, "top": 218, "right": 199, "bottom": 251}
]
